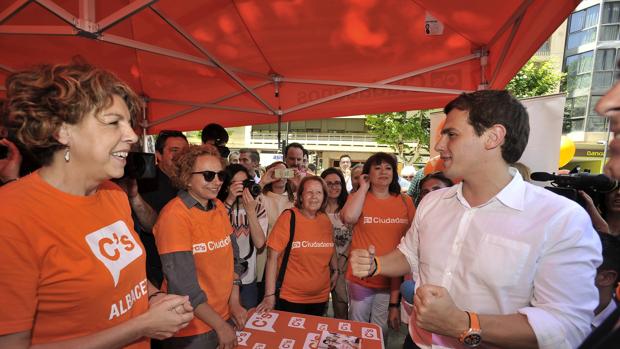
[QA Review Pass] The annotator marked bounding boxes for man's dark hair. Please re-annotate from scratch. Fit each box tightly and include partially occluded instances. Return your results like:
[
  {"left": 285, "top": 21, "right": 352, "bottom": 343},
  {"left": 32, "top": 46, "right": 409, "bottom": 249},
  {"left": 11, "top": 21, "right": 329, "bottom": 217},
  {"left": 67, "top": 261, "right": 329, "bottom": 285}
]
[
  {"left": 201, "top": 123, "right": 229, "bottom": 145},
  {"left": 599, "top": 233, "right": 620, "bottom": 285},
  {"left": 419, "top": 171, "right": 454, "bottom": 189},
  {"left": 239, "top": 148, "right": 260, "bottom": 163},
  {"left": 155, "top": 130, "right": 187, "bottom": 154},
  {"left": 362, "top": 152, "right": 401, "bottom": 195},
  {"left": 284, "top": 142, "right": 305, "bottom": 157},
  {"left": 444, "top": 90, "right": 529, "bottom": 164},
  {"left": 340, "top": 154, "right": 351, "bottom": 161}
]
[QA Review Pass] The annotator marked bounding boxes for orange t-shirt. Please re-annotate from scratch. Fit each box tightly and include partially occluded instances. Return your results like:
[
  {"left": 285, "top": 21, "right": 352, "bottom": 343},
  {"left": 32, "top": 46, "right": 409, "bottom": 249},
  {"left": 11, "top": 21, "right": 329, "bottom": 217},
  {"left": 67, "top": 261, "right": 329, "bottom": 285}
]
[
  {"left": 154, "top": 197, "right": 234, "bottom": 337},
  {"left": 267, "top": 208, "right": 334, "bottom": 303},
  {"left": 346, "top": 193, "right": 415, "bottom": 289},
  {"left": 0, "top": 172, "right": 149, "bottom": 348}
]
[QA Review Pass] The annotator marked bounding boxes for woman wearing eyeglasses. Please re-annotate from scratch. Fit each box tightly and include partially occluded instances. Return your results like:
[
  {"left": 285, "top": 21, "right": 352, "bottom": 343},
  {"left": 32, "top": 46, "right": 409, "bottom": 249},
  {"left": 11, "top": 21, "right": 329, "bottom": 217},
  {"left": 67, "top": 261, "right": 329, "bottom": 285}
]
[
  {"left": 320, "top": 168, "right": 352, "bottom": 319},
  {"left": 217, "top": 164, "right": 267, "bottom": 309},
  {"left": 154, "top": 145, "right": 246, "bottom": 349}
]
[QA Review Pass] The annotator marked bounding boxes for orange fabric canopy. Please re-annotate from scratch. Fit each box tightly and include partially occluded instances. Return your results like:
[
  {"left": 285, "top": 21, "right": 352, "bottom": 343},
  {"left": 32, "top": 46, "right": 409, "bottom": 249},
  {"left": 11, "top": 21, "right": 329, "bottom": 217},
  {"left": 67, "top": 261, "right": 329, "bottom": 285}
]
[{"left": 0, "top": 0, "right": 578, "bottom": 134}]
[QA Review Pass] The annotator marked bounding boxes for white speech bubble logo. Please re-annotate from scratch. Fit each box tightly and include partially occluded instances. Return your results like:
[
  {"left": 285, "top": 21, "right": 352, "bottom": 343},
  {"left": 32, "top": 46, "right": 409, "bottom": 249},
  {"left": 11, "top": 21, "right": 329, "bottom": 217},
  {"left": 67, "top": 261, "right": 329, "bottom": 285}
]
[
  {"left": 292, "top": 241, "right": 301, "bottom": 249},
  {"left": 85, "top": 220, "right": 143, "bottom": 286}
]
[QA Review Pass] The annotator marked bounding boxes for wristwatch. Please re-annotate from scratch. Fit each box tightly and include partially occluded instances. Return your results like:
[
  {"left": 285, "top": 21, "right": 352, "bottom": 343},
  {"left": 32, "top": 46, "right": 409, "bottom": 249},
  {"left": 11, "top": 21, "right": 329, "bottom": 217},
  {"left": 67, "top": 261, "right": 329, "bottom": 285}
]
[
  {"left": 458, "top": 311, "right": 482, "bottom": 347},
  {"left": 233, "top": 279, "right": 242, "bottom": 286}
]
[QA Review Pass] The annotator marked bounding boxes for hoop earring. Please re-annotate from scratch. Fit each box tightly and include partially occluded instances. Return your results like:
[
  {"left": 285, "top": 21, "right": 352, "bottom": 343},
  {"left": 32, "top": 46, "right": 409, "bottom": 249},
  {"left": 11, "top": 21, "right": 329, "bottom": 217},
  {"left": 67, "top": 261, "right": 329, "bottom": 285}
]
[{"left": 64, "top": 148, "right": 70, "bottom": 162}]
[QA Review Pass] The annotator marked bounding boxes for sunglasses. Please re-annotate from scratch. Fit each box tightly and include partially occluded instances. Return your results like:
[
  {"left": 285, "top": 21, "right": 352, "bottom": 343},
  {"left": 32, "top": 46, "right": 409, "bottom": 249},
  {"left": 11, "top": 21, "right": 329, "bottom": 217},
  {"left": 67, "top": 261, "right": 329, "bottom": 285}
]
[{"left": 192, "top": 170, "right": 227, "bottom": 182}]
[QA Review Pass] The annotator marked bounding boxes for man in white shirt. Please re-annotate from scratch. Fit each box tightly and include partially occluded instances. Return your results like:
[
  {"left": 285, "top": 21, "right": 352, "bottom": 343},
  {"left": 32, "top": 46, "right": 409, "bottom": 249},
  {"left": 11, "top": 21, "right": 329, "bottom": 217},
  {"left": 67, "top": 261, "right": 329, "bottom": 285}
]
[{"left": 350, "top": 90, "right": 602, "bottom": 349}]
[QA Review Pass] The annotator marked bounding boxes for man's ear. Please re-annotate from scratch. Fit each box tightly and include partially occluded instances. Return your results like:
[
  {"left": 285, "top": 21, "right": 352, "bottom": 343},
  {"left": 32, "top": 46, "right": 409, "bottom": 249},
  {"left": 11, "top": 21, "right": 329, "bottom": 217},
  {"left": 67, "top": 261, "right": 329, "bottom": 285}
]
[
  {"left": 484, "top": 124, "right": 506, "bottom": 150},
  {"left": 56, "top": 123, "right": 71, "bottom": 146},
  {"left": 596, "top": 269, "right": 618, "bottom": 288},
  {"left": 155, "top": 151, "right": 163, "bottom": 165}
]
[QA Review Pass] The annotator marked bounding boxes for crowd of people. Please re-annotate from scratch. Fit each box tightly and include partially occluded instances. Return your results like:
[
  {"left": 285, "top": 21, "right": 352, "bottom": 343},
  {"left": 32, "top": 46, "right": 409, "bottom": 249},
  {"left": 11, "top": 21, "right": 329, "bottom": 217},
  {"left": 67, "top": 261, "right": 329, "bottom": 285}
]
[{"left": 0, "top": 61, "right": 619, "bottom": 349}]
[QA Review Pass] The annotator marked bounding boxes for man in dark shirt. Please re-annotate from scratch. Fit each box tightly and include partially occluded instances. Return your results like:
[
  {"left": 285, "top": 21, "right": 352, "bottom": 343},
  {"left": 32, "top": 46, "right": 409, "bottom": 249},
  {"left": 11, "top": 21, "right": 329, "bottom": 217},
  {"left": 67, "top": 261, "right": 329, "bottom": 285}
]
[{"left": 132, "top": 130, "right": 189, "bottom": 287}]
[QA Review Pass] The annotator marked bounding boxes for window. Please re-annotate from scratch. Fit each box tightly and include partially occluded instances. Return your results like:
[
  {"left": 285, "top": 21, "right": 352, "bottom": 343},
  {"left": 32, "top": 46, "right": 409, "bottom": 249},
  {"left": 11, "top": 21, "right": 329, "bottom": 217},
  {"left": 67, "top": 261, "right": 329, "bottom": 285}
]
[
  {"left": 571, "top": 118, "right": 585, "bottom": 131},
  {"left": 602, "top": 1, "right": 620, "bottom": 23},
  {"left": 567, "top": 5, "right": 599, "bottom": 49},
  {"left": 586, "top": 116, "right": 608, "bottom": 131},
  {"left": 536, "top": 40, "right": 551, "bottom": 56},
  {"left": 566, "top": 51, "right": 594, "bottom": 91}
]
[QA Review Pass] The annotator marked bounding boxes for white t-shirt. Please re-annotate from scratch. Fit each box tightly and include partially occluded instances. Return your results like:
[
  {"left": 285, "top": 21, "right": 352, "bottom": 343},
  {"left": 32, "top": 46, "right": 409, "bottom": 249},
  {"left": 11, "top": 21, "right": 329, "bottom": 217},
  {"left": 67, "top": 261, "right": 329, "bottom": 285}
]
[{"left": 226, "top": 199, "right": 268, "bottom": 284}]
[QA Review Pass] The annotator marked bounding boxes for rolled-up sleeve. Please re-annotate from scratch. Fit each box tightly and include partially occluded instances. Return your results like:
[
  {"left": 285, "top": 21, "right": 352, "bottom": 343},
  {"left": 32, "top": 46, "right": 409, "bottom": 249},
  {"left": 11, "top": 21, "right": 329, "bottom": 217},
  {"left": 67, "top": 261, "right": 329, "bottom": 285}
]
[{"left": 518, "top": 207, "right": 602, "bottom": 349}]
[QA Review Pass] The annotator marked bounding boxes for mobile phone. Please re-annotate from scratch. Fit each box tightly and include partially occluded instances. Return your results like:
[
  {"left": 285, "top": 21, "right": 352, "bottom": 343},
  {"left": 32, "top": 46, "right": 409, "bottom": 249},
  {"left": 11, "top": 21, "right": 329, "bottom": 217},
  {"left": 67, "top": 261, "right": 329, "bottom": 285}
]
[{"left": 274, "top": 168, "right": 294, "bottom": 179}]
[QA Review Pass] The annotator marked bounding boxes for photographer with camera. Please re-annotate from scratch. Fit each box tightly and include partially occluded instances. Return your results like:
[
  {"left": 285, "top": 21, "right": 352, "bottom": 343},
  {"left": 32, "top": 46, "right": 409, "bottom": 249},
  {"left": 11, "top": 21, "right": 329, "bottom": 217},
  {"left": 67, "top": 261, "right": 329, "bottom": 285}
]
[
  {"left": 127, "top": 130, "right": 189, "bottom": 292},
  {"left": 218, "top": 164, "right": 267, "bottom": 309}
]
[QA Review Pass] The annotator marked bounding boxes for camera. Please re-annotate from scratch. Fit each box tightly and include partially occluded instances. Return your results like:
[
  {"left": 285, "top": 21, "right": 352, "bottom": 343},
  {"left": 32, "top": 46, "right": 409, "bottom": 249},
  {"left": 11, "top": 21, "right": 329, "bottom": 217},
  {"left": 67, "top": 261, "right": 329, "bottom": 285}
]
[
  {"left": 530, "top": 171, "right": 618, "bottom": 207},
  {"left": 123, "top": 152, "right": 157, "bottom": 180},
  {"left": 242, "top": 178, "right": 261, "bottom": 198}
]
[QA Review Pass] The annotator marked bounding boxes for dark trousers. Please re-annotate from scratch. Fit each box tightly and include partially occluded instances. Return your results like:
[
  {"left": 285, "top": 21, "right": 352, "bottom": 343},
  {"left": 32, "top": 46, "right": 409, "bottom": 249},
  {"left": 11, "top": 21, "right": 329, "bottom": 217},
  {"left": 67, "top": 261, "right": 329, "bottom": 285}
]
[
  {"left": 403, "top": 334, "right": 422, "bottom": 349},
  {"left": 276, "top": 297, "right": 327, "bottom": 316}
]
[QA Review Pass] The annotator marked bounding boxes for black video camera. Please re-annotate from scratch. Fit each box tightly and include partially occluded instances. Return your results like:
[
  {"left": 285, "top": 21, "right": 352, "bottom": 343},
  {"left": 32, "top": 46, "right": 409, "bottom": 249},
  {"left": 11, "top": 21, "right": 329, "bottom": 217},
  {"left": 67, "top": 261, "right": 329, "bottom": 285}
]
[
  {"left": 242, "top": 178, "right": 261, "bottom": 198},
  {"left": 123, "top": 152, "right": 157, "bottom": 180},
  {"left": 530, "top": 171, "right": 618, "bottom": 207}
]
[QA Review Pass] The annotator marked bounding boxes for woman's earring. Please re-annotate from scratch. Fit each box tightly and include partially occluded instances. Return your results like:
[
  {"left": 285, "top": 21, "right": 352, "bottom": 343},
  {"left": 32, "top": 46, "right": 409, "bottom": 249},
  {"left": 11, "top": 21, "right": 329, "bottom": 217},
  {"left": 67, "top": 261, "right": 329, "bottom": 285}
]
[{"left": 64, "top": 147, "right": 70, "bottom": 162}]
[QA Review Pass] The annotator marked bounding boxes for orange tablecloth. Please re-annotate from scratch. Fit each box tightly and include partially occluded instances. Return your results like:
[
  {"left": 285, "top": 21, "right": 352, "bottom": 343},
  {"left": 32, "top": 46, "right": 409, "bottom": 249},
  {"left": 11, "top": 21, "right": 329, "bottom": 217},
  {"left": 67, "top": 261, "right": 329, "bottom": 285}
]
[{"left": 235, "top": 309, "right": 384, "bottom": 348}]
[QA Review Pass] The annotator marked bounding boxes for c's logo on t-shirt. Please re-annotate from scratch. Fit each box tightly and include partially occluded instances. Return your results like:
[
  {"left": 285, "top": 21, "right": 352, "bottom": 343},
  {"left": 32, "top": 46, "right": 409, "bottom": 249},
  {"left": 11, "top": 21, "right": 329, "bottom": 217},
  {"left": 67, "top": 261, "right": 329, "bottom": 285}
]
[{"left": 85, "top": 220, "right": 143, "bottom": 286}]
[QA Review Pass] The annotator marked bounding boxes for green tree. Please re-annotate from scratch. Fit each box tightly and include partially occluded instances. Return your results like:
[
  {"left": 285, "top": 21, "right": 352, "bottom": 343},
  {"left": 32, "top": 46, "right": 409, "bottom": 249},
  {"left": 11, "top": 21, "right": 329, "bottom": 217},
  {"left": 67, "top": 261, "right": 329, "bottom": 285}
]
[
  {"left": 506, "top": 59, "right": 564, "bottom": 98},
  {"left": 365, "top": 110, "right": 430, "bottom": 164}
]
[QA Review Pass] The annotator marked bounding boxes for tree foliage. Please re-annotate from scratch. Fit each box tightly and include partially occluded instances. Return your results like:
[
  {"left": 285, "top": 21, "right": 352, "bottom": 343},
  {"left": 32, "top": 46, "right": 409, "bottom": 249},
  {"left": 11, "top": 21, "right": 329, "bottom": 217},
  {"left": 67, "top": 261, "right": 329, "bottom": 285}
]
[
  {"left": 365, "top": 110, "right": 430, "bottom": 164},
  {"left": 506, "top": 59, "right": 564, "bottom": 98}
]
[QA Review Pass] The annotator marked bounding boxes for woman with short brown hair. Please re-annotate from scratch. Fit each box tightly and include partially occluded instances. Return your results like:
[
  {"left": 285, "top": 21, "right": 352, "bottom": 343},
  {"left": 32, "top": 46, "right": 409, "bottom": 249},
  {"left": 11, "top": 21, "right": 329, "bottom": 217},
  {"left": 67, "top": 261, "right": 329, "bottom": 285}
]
[{"left": 0, "top": 62, "right": 193, "bottom": 349}]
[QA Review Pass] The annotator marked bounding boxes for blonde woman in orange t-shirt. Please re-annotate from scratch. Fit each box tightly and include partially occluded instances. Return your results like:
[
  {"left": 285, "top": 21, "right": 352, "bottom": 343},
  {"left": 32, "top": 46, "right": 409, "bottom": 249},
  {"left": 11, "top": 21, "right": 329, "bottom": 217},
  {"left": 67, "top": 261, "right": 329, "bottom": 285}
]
[
  {"left": 0, "top": 63, "right": 193, "bottom": 349},
  {"left": 154, "top": 145, "right": 247, "bottom": 349},
  {"left": 257, "top": 176, "right": 338, "bottom": 316},
  {"left": 341, "top": 152, "right": 415, "bottom": 344}
]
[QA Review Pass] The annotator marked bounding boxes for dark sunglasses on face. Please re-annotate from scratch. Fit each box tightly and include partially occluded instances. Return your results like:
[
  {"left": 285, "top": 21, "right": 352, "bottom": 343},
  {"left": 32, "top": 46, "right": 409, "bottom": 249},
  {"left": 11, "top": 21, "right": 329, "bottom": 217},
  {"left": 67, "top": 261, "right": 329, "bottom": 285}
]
[{"left": 192, "top": 170, "right": 227, "bottom": 182}]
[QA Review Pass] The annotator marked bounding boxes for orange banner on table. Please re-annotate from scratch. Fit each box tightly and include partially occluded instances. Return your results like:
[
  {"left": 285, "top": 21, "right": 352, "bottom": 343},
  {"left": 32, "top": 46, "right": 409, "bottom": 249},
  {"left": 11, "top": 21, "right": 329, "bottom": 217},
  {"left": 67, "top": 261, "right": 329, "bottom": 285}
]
[{"left": 236, "top": 309, "right": 384, "bottom": 348}]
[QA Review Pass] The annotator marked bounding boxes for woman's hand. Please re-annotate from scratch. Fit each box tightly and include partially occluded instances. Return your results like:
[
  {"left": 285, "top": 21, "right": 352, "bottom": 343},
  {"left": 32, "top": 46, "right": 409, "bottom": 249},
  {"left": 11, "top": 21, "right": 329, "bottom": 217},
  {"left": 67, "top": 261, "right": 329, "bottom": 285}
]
[
  {"left": 242, "top": 188, "right": 259, "bottom": 212},
  {"left": 140, "top": 295, "right": 194, "bottom": 340},
  {"left": 260, "top": 166, "right": 277, "bottom": 187},
  {"left": 226, "top": 181, "right": 244, "bottom": 204},
  {"left": 256, "top": 294, "right": 276, "bottom": 313},
  {"left": 229, "top": 301, "right": 248, "bottom": 330},
  {"left": 388, "top": 306, "right": 401, "bottom": 330},
  {"left": 214, "top": 322, "right": 237, "bottom": 349}
]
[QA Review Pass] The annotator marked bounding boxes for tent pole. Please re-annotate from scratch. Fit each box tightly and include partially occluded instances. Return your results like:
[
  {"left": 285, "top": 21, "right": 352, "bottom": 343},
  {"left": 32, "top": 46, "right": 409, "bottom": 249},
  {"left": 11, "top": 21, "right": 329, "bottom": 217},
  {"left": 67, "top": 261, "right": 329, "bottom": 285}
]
[{"left": 277, "top": 115, "right": 282, "bottom": 154}]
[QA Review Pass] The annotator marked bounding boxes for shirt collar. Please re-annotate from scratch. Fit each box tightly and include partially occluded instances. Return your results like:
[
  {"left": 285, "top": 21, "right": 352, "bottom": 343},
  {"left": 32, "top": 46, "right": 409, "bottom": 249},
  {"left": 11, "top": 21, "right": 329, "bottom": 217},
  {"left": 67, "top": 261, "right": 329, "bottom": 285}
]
[
  {"left": 444, "top": 167, "right": 526, "bottom": 211},
  {"left": 178, "top": 190, "right": 215, "bottom": 211}
]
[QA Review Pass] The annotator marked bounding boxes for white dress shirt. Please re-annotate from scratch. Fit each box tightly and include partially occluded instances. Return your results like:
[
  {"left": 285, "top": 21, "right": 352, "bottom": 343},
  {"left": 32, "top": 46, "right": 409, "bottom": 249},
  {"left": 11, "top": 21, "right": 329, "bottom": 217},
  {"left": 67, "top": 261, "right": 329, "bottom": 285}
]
[
  {"left": 592, "top": 299, "right": 617, "bottom": 329},
  {"left": 398, "top": 168, "right": 602, "bottom": 349}
]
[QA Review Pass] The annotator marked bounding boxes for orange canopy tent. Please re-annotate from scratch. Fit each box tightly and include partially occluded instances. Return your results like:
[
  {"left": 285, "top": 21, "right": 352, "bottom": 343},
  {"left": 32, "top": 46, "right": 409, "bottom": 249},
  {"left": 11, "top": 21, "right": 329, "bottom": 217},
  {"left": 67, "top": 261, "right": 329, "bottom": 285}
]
[{"left": 0, "top": 0, "right": 577, "bottom": 134}]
